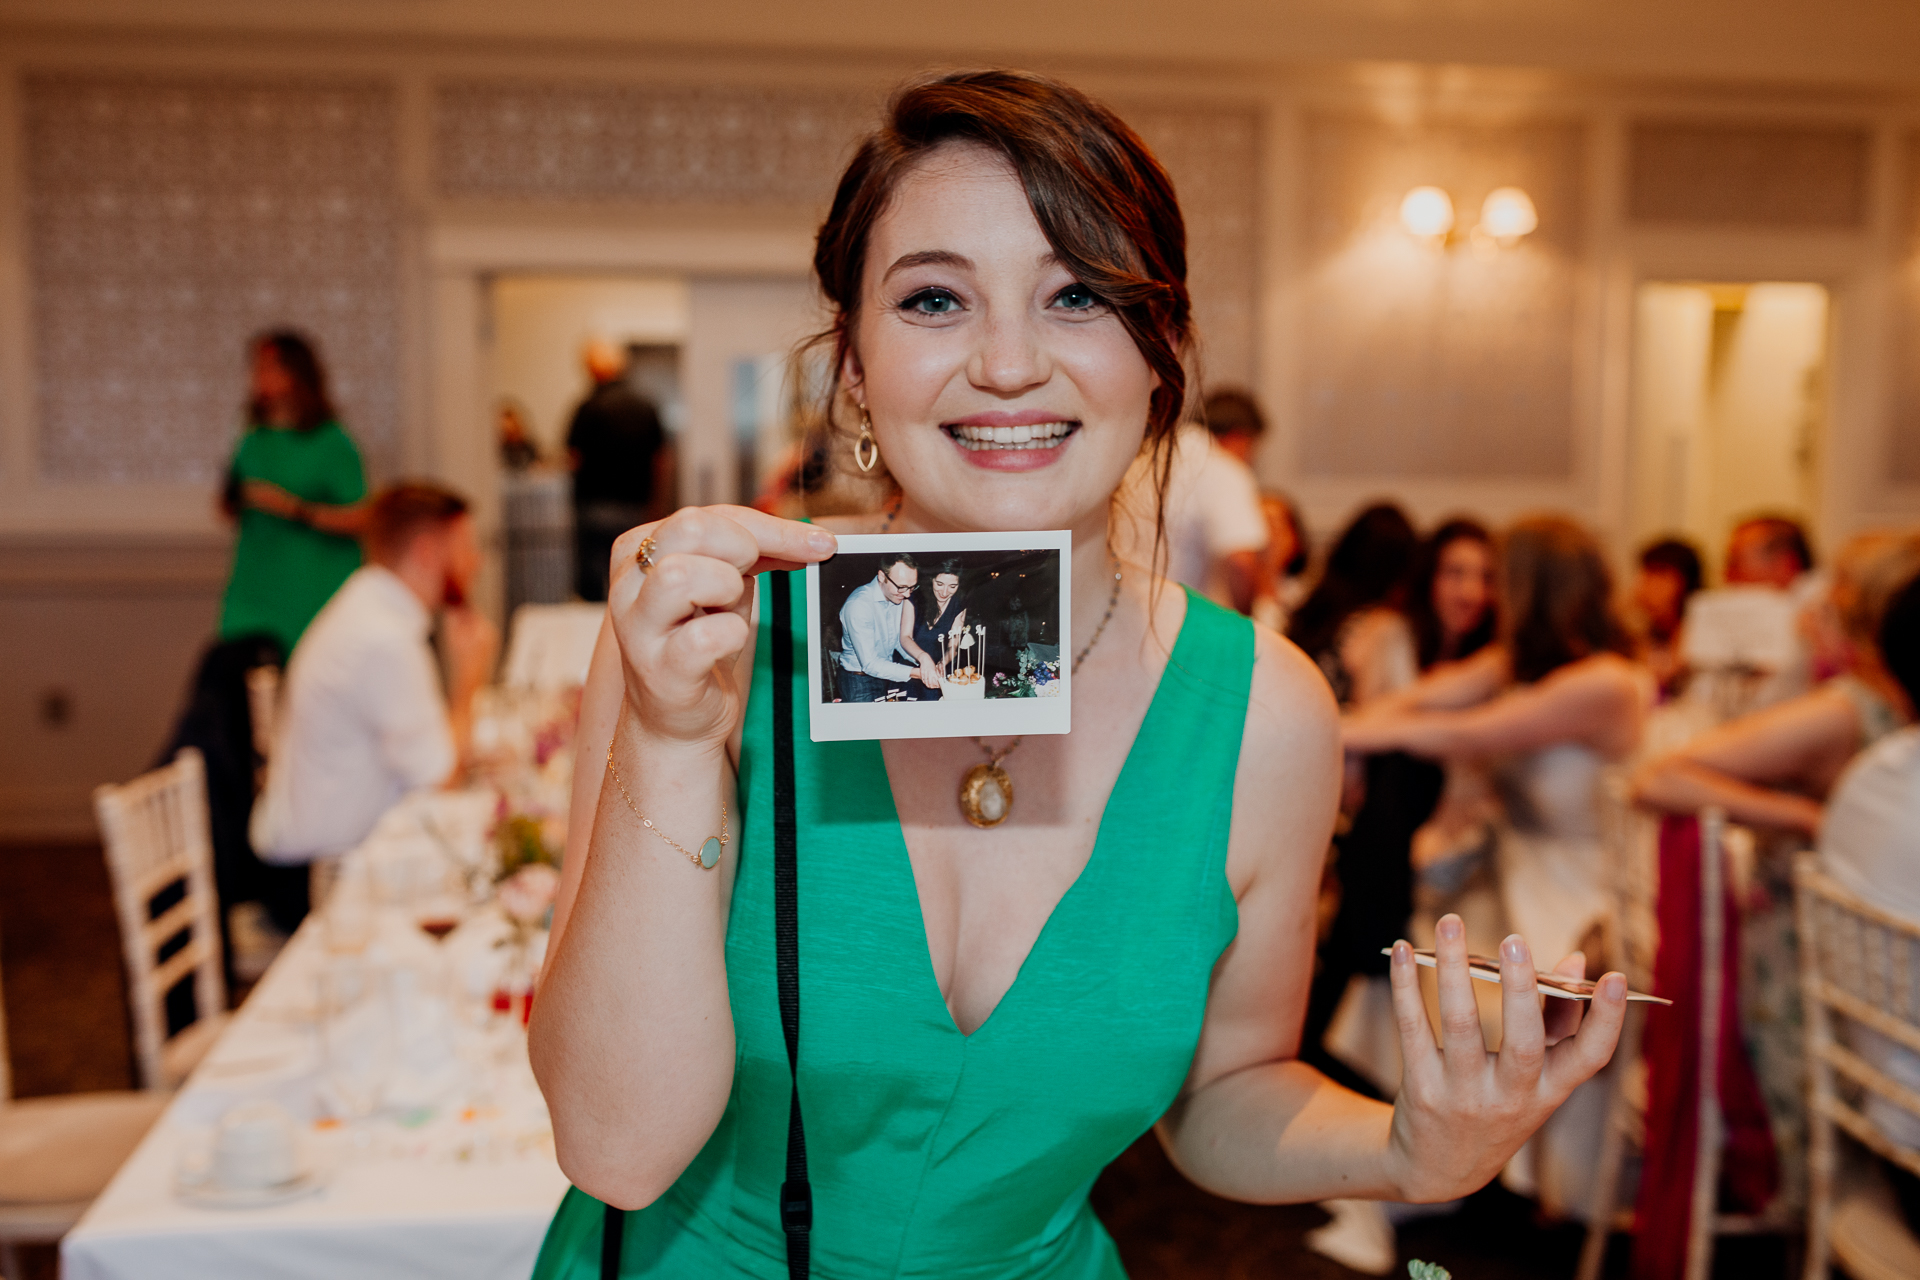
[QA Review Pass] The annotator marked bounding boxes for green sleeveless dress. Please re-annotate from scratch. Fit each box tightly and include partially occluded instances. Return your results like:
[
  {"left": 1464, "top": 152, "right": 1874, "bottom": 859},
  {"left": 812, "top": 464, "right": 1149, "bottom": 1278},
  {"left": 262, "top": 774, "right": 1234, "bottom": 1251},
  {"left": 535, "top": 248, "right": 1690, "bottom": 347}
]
[{"left": 533, "top": 577, "right": 1254, "bottom": 1278}]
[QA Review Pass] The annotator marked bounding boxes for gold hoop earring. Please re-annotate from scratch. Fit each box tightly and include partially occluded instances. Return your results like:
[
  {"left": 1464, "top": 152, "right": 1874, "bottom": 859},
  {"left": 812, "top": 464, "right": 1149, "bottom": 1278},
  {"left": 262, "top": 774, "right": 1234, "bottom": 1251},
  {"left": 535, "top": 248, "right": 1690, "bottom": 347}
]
[{"left": 853, "top": 411, "right": 881, "bottom": 474}]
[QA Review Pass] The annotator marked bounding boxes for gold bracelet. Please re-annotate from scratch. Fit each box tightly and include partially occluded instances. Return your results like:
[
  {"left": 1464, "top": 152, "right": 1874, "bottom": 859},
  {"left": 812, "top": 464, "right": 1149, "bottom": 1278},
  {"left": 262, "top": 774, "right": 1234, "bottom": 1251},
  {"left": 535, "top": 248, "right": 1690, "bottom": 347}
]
[{"left": 604, "top": 739, "right": 729, "bottom": 870}]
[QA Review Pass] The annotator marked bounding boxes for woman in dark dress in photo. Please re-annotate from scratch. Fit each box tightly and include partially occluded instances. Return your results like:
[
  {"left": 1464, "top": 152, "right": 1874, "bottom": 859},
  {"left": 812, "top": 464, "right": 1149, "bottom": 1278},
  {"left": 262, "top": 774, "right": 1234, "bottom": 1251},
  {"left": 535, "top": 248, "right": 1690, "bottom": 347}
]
[{"left": 899, "top": 559, "right": 969, "bottom": 699}]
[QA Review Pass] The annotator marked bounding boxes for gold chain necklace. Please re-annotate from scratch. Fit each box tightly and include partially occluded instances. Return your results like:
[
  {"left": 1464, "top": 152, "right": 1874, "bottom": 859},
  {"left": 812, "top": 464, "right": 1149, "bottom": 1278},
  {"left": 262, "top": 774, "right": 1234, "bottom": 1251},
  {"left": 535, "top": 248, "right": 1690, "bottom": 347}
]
[{"left": 958, "top": 559, "right": 1123, "bottom": 829}]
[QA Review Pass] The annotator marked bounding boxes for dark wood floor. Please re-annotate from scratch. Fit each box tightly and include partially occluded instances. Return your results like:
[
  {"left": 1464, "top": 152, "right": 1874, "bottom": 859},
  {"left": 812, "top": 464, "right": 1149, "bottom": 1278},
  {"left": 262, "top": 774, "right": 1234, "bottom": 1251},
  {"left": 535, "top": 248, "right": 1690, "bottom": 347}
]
[{"left": 2, "top": 841, "right": 1791, "bottom": 1279}]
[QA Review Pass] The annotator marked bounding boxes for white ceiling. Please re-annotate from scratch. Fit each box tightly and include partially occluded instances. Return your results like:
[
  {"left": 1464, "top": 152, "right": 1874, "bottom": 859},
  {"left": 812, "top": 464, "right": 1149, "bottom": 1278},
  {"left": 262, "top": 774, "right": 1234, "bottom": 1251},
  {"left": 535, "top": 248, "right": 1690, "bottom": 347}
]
[{"left": 3, "top": 0, "right": 1919, "bottom": 91}]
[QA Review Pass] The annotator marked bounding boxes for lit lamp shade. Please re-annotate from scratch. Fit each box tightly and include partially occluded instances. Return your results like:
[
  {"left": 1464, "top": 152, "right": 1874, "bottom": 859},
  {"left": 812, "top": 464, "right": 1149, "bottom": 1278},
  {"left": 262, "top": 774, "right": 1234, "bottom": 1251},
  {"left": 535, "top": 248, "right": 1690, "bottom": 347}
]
[
  {"left": 1399, "top": 186, "right": 1455, "bottom": 239},
  {"left": 1478, "top": 187, "right": 1538, "bottom": 242}
]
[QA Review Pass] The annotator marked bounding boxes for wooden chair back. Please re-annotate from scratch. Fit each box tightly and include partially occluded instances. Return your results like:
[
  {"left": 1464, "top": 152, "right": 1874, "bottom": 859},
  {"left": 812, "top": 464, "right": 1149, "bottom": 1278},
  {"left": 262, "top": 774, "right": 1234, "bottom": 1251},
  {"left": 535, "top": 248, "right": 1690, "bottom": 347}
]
[
  {"left": 92, "top": 748, "right": 227, "bottom": 1090},
  {"left": 1796, "top": 853, "right": 1920, "bottom": 1280}
]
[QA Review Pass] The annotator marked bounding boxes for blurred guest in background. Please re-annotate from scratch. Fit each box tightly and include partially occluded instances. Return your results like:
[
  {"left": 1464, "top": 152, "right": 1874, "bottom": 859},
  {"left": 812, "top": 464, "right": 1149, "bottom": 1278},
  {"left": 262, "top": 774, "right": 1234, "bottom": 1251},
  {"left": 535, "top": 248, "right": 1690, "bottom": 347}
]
[
  {"left": 1250, "top": 491, "right": 1310, "bottom": 632},
  {"left": 1287, "top": 502, "right": 1419, "bottom": 708},
  {"left": 219, "top": 330, "right": 369, "bottom": 657},
  {"left": 1727, "top": 514, "right": 1816, "bottom": 590},
  {"left": 1681, "top": 514, "right": 1820, "bottom": 714},
  {"left": 1343, "top": 514, "right": 1647, "bottom": 1220},
  {"left": 1818, "top": 572, "right": 1920, "bottom": 1233},
  {"left": 1302, "top": 517, "right": 1497, "bottom": 1101},
  {"left": 1632, "top": 537, "right": 1704, "bottom": 700},
  {"left": 1633, "top": 533, "right": 1920, "bottom": 838},
  {"left": 498, "top": 398, "right": 542, "bottom": 471},
  {"left": 567, "top": 339, "right": 673, "bottom": 602},
  {"left": 250, "top": 482, "right": 498, "bottom": 925},
  {"left": 164, "top": 329, "right": 369, "bottom": 967},
  {"left": 1114, "top": 386, "right": 1268, "bottom": 613}
]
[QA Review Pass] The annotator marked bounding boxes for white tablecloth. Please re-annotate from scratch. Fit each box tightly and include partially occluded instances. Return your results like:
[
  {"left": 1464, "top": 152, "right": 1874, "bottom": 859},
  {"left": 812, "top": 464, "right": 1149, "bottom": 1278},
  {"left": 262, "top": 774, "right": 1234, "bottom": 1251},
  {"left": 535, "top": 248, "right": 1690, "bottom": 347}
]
[{"left": 62, "top": 913, "right": 570, "bottom": 1280}]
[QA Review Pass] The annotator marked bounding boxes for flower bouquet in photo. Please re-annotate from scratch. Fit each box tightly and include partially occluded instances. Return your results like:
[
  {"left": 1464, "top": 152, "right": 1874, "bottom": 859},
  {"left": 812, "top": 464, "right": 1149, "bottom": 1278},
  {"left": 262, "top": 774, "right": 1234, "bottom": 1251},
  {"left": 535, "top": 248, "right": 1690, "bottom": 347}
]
[{"left": 991, "top": 648, "right": 1062, "bottom": 699}]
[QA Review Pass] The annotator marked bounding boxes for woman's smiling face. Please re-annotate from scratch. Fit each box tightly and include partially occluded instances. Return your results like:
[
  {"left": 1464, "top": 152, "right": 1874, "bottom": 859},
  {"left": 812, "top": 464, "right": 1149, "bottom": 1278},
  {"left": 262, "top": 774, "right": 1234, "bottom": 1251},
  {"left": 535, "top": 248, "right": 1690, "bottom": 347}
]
[
  {"left": 931, "top": 572, "right": 960, "bottom": 606},
  {"left": 842, "top": 142, "right": 1158, "bottom": 534}
]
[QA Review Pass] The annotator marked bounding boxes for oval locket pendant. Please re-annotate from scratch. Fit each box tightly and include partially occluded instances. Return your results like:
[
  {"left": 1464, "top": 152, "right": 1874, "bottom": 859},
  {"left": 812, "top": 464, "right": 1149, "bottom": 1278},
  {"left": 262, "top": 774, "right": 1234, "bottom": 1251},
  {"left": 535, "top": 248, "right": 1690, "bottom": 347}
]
[{"left": 959, "top": 762, "right": 1013, "bottom": 829}]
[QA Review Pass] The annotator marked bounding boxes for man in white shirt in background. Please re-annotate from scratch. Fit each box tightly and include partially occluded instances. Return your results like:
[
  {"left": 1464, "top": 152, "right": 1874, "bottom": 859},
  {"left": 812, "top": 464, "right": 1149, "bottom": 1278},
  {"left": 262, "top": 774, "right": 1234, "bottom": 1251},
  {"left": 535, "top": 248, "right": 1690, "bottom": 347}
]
[
  {"left": 835, "top": 553, "right": 936, "bottom": 702},
  {"left": 1115, "top": 387, "right": 1269, "bottom": 614},
  {"left": 251, "top": 481, "right": 498, "bottom": 913}
]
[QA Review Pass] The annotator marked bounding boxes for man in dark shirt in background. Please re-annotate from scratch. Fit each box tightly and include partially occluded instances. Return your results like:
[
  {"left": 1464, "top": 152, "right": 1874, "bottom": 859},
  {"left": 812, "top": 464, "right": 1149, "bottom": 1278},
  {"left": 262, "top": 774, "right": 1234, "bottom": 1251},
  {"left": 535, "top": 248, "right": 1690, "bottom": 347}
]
[{"left": 567, "top": 339, "right": 675, "bottom": 601}]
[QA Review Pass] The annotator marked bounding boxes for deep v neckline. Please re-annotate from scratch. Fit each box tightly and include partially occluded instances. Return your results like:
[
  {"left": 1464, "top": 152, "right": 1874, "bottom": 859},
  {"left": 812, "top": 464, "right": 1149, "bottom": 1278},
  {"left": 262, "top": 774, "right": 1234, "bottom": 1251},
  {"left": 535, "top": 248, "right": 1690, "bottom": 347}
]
[{"left": 869, "top": 595, "right": 1194, "bottom": 1040}]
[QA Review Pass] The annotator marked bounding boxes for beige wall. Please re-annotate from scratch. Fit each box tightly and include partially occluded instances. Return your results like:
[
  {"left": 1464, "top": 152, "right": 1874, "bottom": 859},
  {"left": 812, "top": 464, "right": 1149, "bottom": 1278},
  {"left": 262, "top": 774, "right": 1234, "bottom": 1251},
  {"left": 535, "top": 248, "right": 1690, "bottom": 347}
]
[{"left": 4, "top": 19, "right": 1920, "bottom": 833}]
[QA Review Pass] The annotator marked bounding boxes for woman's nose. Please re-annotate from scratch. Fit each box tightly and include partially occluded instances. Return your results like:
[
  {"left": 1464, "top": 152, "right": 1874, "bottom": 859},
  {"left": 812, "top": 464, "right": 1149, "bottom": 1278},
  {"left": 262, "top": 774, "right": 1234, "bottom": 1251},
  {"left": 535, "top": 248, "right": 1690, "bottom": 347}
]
[{"left": 967, "top": 310, "right": 1049, "bottom": 395}]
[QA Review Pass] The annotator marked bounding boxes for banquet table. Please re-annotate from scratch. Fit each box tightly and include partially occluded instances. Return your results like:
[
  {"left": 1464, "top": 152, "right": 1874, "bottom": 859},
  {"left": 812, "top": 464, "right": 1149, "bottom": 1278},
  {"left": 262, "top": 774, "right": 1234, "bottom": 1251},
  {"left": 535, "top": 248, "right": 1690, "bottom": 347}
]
[{"left": 62, "top": 839, "right": 571, "bottom": 1280}]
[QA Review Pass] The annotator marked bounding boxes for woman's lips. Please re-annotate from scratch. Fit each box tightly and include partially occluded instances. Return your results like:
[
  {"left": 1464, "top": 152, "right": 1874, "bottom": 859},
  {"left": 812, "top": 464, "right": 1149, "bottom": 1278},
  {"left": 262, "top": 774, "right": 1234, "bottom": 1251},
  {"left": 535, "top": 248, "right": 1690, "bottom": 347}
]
[{"left": 942, "top": 420, "right": 1078, "bottom": 471}]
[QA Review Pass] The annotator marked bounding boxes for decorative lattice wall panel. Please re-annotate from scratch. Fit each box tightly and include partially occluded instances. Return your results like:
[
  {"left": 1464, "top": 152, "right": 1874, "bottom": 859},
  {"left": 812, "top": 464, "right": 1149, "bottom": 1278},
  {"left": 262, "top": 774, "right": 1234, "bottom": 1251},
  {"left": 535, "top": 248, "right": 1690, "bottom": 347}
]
[
  {"left": 23, "top": 74, "right": 400, "bottom": 484},
  {"left": 435, "top": 80, "right": 1261, "bottom": 389}
]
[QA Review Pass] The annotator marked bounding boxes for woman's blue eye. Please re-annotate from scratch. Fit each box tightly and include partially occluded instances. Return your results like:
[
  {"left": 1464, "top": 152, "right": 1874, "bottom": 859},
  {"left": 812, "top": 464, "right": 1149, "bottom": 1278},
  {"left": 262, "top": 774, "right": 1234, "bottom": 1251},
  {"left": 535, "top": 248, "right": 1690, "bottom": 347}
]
[
  {"left": 901, "top": 288, "right": 961, "bottom": 315},
  {"left": 1054, "top": 284, "right": 1100, "bottom": 311}
]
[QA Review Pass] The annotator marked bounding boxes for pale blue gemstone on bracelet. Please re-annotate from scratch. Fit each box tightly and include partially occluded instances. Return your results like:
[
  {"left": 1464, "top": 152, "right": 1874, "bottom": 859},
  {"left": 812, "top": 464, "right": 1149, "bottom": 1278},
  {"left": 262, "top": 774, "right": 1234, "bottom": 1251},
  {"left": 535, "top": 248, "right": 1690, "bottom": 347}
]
[{"left": 700, "top": 837, "right": 723, "bottom": 869}]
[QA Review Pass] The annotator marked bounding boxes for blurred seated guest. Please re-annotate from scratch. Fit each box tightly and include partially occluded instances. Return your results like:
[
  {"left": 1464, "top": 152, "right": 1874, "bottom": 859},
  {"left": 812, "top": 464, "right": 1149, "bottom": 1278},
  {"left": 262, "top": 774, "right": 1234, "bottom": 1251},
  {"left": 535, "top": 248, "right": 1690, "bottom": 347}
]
[
  {"left": 1303, "top": 517, "right": 1496, "bottom": 1090},
  {"left": 1250, "top": 491, "right": 1310, "bottom": 633},
  {"left": 1632, "top": 533, "right": 1920, "bottom": 838},
  {"left": 1113, "top": 387, "right": 1268, "bottom": 613},
  {"left": 568, "top": 339, "right": 674, "bottom": 602},
  {"left": 1818, "top": 572, "right": 1920, "bottom": 1232},
  {"left": 1682, "top": 514, "right": 1820, "bottom": 714},
  {"left": 1287, "top": 502, "right": 1419, "bottom": 710},
  {"left": 835, "top": 553, "right": 939, "bottom": 702},
  {"left": 251, "top": 482, "right": 499, "bottom": 918},
  {"left": 899, "top": 559, "right": 968, "bottom": 701},
  {"left": 1343, "top": 514, "right": 1649, "bottom": 1219},
  {"left": 1632, "top": 537, "right": 1704, "bottom": 700},
  {"left": 498, "top": 398, "right": 541, "bottom": 471}
]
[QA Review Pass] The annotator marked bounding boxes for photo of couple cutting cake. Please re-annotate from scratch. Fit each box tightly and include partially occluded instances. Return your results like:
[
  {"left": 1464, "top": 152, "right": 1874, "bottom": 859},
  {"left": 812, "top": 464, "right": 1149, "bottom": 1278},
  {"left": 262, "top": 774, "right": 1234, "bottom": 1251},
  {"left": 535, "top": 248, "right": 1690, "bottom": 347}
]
[{"left": 823, "top": 547, "right": 1062, "bottom": 703}]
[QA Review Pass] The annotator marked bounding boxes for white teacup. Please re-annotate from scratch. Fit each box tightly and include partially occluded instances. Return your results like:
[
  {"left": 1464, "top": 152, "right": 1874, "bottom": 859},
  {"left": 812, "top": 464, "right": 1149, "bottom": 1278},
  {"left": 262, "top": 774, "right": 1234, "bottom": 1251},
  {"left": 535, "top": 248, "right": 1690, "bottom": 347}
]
[{"left": 212, "top": 1102, "right": 298, "bottom": 1190}]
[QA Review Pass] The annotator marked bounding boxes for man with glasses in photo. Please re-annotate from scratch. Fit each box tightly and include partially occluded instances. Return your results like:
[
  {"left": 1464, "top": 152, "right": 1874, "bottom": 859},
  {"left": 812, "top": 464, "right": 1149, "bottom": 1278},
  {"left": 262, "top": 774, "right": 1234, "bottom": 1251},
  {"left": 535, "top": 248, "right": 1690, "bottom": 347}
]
[{"left": 836, "top": 553, "right": 940, "bottom": 702}]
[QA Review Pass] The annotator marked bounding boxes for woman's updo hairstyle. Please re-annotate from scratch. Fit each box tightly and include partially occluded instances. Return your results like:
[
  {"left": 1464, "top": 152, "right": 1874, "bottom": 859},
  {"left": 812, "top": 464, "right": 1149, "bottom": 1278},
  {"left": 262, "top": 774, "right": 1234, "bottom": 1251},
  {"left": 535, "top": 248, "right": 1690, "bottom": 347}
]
[{"left": 811, "top": 70, "right": 1194, "bottom": 494}]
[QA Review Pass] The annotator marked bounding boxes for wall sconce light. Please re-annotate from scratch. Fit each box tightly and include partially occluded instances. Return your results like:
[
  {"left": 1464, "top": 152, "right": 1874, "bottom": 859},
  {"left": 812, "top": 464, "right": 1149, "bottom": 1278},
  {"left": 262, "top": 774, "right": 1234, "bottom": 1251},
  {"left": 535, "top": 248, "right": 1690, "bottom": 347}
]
[
  {"left": 1399, "top": 186, "right": 1455, "bottom": 241},
  {"left": 1399, "top": 185, "right": 1537, "bottom": 250},
  {"left": 1476, "top": 187, "right": 1537, "bottom": 246}
]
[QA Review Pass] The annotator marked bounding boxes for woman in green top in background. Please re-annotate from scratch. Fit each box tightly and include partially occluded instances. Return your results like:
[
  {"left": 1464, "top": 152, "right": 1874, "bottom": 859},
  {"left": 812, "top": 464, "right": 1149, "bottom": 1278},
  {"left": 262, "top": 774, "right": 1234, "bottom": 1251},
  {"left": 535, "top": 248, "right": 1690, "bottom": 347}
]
[{"left": 218, "top": 330, "right": 369, "bottom": 657}]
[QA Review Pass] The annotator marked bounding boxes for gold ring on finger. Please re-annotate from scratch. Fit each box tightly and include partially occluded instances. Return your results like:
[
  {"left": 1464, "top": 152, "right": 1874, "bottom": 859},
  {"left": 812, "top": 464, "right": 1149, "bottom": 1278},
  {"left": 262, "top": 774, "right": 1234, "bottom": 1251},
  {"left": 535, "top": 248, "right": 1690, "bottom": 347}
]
[{"left": 636, "top": 536, "right": 657, "bottom": 572}]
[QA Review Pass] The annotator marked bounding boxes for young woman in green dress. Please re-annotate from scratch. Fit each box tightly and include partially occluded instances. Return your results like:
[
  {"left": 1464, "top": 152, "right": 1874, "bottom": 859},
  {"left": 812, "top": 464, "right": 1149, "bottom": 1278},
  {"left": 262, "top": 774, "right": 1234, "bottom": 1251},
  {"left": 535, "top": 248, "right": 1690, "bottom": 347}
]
[{"left": 528, "top": 71, "right": 1628, "bottom": 1278}]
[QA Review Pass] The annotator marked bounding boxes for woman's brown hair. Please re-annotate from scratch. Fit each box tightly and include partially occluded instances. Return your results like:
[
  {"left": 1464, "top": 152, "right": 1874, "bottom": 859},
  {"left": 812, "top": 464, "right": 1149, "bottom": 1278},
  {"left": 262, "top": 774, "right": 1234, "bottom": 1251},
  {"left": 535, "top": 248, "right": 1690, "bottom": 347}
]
[
  {"left": 248, "top": 329, "right": 337, "bottom": 432},
  {"left": 809, "top": 70, "right": 1194, "bottom": 526},
  {"left": 1501, "top": 515, "right": 1633, "bottom": 684}
]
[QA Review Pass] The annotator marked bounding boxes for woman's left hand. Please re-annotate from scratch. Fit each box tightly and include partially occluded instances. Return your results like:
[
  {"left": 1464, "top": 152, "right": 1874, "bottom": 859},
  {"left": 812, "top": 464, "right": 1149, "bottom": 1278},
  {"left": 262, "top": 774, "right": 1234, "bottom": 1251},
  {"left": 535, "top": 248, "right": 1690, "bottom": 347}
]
[{"left": 1382, "top": 913, "right": 1626, "bottom": 1203}]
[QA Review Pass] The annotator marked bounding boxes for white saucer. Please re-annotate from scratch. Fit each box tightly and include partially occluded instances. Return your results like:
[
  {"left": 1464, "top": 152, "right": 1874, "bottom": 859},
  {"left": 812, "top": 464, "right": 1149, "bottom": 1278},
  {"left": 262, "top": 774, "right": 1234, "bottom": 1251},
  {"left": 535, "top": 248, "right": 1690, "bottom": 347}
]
[{"left": 175, "top": 1163, "right": 327, "bottom": 1210}]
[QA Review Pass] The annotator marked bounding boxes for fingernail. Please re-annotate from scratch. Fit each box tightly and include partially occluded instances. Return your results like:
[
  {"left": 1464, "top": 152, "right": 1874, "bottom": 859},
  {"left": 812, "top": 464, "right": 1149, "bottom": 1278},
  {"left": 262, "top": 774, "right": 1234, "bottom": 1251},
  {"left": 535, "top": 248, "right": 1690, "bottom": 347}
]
[
  {"left": 1502, "top": 934, "right": 1529, "bottom": 965},
  {"left": 1392, "top": 941, "right": 1411, "bottom": 966},
  {"left": 1603, "top": 974, "right": 1626, "bottom": 1000},
  {"left": 1437, "top": 915, "right": 1462, "bottom": 942},
  {"left": 807, "top": 529, "right": 837, "bottom": 554}
]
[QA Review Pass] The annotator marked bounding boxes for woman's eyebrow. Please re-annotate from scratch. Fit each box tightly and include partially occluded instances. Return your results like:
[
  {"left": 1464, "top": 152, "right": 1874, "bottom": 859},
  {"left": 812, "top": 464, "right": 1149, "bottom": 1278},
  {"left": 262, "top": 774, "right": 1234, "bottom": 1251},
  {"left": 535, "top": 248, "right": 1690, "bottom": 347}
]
[{"left": 883, "top": 249, "right": 972, "bottom": 280}]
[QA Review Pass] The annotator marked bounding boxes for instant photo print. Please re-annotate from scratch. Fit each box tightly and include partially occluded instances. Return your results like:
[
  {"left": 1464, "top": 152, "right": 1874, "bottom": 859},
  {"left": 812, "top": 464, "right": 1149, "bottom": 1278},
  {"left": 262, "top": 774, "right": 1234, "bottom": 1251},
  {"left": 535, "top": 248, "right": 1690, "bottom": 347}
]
[{"left": 805, "top": 531, "right": 1073, "bottom": 742}]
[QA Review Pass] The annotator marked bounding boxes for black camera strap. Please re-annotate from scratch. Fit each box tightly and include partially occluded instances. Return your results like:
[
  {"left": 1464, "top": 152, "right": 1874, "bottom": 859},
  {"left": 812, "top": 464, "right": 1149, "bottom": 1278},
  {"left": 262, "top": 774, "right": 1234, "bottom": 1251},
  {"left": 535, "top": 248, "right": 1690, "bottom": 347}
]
[
  {"left": 601, "top": 571, "right": 811, "bottom": 1279},
  {"left": 771, "top": 570, "right": 813, "bottom": 1278}
]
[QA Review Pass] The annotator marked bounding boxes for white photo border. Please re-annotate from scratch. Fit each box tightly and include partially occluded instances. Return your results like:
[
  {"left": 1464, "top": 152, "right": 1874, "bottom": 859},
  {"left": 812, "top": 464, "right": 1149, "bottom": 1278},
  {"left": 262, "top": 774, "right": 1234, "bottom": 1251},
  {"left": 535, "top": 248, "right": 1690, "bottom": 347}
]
[{"left": 806, "top": 531, "right": 1073, "bottom": 742}]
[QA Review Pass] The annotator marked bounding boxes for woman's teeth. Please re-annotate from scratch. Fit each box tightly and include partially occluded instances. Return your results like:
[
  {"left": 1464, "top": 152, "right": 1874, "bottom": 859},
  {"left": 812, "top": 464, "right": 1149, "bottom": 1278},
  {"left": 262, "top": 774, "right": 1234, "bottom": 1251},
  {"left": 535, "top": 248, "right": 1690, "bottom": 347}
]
[{"left": 945, "top": 421, "right": 1075, "bottom": 451}]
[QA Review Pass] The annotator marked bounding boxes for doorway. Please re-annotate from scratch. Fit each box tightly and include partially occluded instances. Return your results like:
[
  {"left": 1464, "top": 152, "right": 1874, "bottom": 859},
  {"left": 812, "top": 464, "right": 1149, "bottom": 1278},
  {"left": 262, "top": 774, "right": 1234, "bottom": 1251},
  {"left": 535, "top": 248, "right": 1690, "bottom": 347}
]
[{"left": 1628, "top": 281, "right": 1830, "bottom": 577}]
